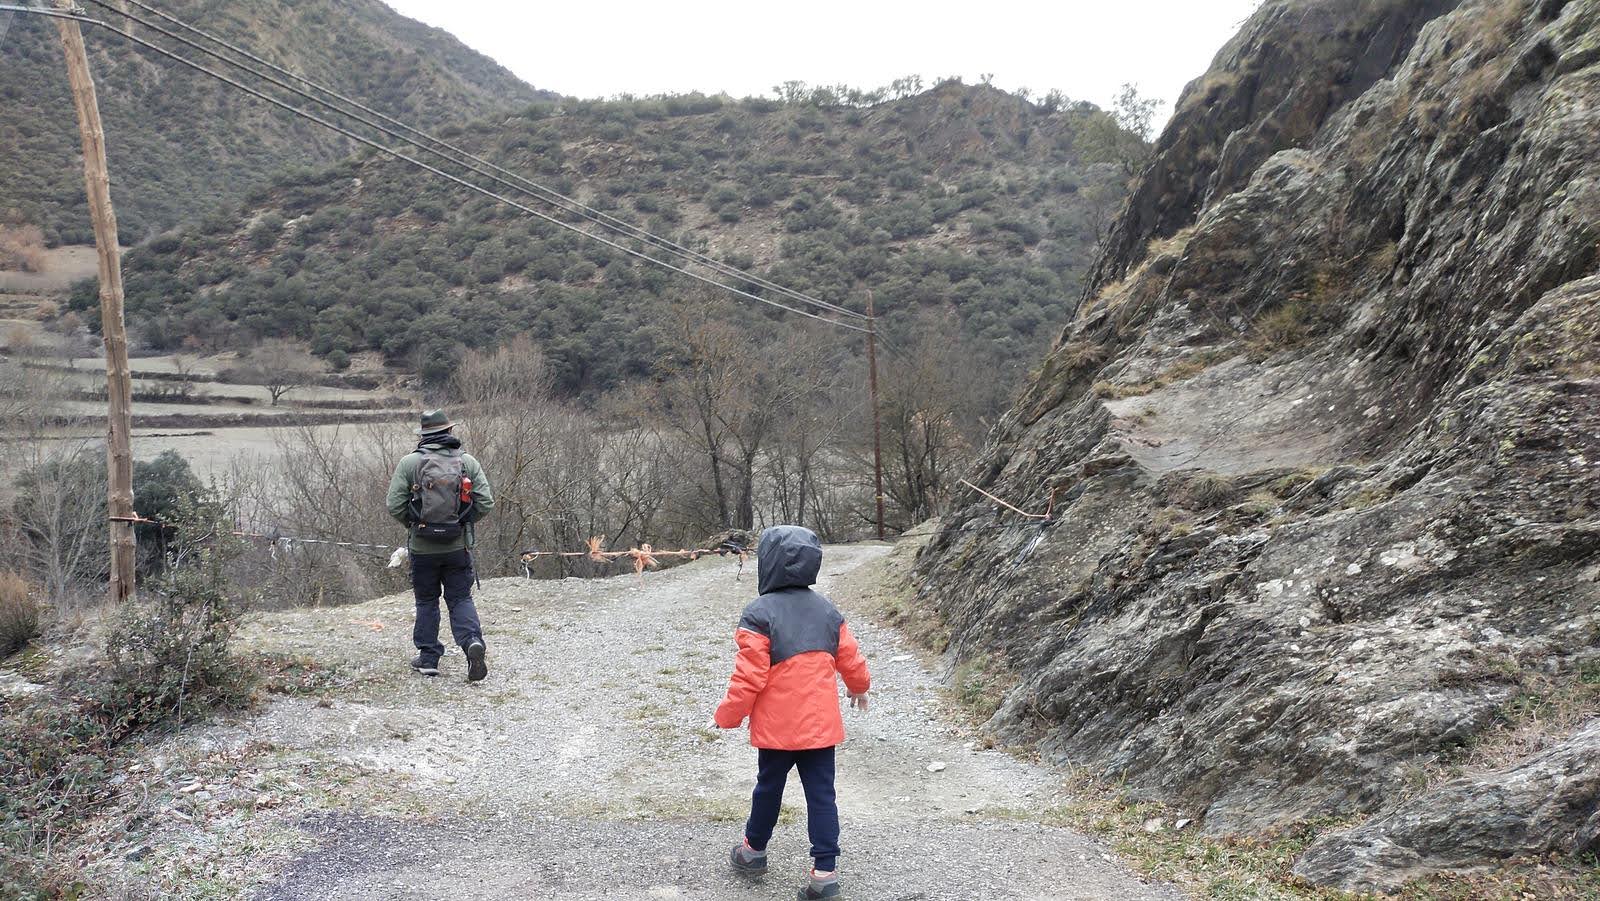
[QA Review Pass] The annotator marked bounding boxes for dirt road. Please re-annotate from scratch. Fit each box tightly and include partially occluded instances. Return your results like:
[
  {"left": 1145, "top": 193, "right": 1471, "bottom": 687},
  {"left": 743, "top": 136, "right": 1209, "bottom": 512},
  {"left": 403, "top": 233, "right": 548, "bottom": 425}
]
[{"left": 128, "top": 544, "right": 1182, "bottom": 900}]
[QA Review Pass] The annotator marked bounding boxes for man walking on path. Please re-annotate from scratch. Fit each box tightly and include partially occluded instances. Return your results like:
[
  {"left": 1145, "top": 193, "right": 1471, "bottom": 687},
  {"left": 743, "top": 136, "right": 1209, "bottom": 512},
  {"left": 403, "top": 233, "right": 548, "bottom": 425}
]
[
  {"left": 714, "top": 525, "right": 871, "bottom": 900},
  {"left": 387, "top": 409, "right": 495, "bottom": 682}
]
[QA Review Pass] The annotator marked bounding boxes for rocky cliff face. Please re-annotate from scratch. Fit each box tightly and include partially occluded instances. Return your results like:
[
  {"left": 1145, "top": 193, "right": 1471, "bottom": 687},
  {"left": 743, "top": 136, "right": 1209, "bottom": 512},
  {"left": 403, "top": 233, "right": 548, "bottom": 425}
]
[{"left": 912, "top": 0, "right": 1600, "bottom": 891}]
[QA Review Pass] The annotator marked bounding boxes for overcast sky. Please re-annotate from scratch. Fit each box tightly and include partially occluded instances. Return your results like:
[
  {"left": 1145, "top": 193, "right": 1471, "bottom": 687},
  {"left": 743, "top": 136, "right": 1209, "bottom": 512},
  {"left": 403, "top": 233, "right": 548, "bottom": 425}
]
[{"left": 384, "top": 0, "right": 1262, "bottom": 126}]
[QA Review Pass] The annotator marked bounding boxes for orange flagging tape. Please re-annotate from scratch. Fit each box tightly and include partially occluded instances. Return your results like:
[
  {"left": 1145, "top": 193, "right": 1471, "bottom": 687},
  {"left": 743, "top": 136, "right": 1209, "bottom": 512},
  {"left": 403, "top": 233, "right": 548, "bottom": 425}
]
[{"left": 521, "top": 537, "right": 750, "bottom": 583}]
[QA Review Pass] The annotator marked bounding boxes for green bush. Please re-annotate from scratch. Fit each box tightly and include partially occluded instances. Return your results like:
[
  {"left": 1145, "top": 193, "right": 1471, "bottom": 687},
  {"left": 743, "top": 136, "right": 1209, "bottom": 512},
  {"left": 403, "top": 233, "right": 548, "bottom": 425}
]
[{"left": 97, "top": 570, "right": 249, "bottom": 734}]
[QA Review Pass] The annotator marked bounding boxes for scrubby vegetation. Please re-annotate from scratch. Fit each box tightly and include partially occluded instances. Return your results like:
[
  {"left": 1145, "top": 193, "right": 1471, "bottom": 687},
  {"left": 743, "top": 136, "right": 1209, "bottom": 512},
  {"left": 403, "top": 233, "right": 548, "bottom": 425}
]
[
  {"left": 0, "top": 503, "right": 253, "bottom": 897},
  {"left": 0, "top": 224, "right": 46, "bottom": 272},
  {"left": 0, "top": 570, "right": 38, "bottom": 657},
  {"left": 0, "top": 0, "right": 542, "bottom": 243},
  {"left": 80, "top": 81, "right": 1139, "bottom": 395},
  {"left": 9, "top": 447, "right": 210, "bottom": 603}
]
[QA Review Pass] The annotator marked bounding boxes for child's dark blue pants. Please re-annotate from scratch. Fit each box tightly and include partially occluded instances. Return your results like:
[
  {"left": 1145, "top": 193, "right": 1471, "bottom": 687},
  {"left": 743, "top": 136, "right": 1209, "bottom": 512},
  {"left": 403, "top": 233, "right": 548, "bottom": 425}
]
[{"left": 744, "top": 746, "right": 839, "bottom": 872}]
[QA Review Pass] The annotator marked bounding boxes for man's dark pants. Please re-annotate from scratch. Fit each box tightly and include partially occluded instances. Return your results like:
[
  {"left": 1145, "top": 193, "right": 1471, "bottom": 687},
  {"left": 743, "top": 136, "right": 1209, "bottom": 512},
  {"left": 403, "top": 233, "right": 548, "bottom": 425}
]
[
  {"left": 411, "top": 549, "right": 483, "bottom": 664},
  {"left": 744, "top": 746, "right": 839, "bottom": 872}
]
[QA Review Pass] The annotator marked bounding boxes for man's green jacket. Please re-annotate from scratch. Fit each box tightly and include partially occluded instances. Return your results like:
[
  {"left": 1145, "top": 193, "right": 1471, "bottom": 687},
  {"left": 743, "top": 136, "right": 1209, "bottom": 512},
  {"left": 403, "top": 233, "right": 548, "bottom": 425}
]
[{"left": 386, "top": 437, "right": 495, "bottom": 555}]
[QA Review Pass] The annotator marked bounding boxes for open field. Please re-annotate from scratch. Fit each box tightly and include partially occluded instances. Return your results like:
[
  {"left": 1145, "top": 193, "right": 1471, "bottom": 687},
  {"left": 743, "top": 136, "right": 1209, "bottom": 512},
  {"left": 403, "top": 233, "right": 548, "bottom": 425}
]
[
  {"left": 0, "top": 244, "right": 100, "bottom": 296},
  {"left": 6, "top": 345, "right": 415, "bottom": 482},
  {"left": 133, "top": 422, "right": 406, "bottom": 480}
]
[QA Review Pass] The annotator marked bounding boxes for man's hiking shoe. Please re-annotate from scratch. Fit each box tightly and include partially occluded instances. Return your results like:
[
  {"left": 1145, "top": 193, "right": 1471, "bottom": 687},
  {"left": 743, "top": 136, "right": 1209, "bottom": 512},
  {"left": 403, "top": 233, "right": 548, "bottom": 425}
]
[
  {"left": 729, "top": 841, "right": 768, "bottom": 877},
  {"left": 410, "top": 655, "right": 440, "bottom": 677},
  {"left": 797, "top": 870, "right": 840, "bottom": 899},
  {"left": 465, "top": 640, "right": 488, "bottom": 683}
]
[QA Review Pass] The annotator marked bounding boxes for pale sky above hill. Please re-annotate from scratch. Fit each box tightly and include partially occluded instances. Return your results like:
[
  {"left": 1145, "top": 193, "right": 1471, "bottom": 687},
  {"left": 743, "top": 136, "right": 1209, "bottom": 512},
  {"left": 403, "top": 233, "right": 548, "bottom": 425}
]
[{"left": 384, "top": 0, "right": 1263, "bottom": 128}]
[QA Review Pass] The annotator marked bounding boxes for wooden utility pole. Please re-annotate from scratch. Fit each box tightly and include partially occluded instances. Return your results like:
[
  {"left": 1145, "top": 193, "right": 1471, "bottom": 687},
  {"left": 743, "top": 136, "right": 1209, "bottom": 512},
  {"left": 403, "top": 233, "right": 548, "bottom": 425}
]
[
  {"left": 55, "top": 3, "right": 137, "bottom": 604},
  {"left": 866, "top": 291, "right": 886, "bottom": 541}
]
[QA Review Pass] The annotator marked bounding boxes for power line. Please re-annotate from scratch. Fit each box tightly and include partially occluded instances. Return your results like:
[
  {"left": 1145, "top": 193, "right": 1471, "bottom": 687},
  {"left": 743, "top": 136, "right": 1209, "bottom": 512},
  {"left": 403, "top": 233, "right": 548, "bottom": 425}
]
[
  {"left": 94, "top": 0, "right": 867, "bottom": 324},
  {"left": 2, "top": 3, "right": 869, "bottom": 334}
]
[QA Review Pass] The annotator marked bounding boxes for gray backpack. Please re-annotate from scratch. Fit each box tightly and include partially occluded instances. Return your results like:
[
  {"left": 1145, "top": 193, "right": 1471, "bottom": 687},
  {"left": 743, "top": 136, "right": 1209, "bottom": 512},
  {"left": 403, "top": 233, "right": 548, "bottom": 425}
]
[{"left": 408, "top": 448, "right": 470, "bottom": 541}]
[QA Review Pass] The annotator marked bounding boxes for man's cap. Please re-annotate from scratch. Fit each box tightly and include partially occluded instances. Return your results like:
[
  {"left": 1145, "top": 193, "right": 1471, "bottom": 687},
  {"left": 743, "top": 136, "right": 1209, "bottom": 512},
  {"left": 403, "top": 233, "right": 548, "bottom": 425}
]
[{"left": 414, "top": 409, "right": 454, "bottom": 435}]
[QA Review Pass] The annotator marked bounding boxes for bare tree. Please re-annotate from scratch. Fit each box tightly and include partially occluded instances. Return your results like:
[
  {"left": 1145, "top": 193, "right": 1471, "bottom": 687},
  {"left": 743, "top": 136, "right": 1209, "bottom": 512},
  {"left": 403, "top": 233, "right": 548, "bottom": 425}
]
[
  {"left": 0, "top": 224, "right": 46, "bottom": 272},
  {"left": 657, "top": 294, "right": 811, "bottom": 533},
  {"left": 229, "top": 339, "right": 323, "bottom": 406},
  {"left": 761, "top": 333, "right": 853, "bottom": 534},
  {"left": 0, "top": 363, "right": 106, "bottom": 605},
  {"left": 872, "top": 316, "right": 998, "bottom": 526},
  {"left": 8, "top": 442, "right": 106, "bottom": 605}
]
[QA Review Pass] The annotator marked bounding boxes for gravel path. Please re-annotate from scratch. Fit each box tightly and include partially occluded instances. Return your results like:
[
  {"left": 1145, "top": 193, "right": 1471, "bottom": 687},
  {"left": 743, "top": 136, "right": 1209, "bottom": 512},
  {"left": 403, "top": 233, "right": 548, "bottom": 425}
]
[{"left": 150, "top": 544, "right": 1181, "bottom": 899}]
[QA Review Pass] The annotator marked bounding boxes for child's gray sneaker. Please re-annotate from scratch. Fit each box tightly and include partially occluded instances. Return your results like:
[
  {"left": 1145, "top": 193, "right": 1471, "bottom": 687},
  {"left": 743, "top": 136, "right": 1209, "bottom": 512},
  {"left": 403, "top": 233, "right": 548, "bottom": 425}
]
[
  {"left": 798, "top": 870, "right": 840, "bottom": 899},
  {"left": 729, "top": 841, "right": 768, "bottom": 876}
]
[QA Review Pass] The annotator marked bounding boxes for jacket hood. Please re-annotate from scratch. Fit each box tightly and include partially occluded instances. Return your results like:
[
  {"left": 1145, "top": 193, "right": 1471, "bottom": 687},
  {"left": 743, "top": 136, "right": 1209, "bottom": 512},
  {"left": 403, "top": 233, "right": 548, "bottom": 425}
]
[
  {"left": 757, "top": 525, "right": 822, "bottom": 594},
  {"left": 417, "top": 434, "right": 463, "bottom": 453}
]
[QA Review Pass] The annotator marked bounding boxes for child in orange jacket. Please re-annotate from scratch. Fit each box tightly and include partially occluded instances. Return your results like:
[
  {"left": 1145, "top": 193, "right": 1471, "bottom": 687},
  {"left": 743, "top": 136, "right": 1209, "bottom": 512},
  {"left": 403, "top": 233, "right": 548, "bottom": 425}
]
[{"left": 715, "top": 525, "right": 870, "bottom": 900}]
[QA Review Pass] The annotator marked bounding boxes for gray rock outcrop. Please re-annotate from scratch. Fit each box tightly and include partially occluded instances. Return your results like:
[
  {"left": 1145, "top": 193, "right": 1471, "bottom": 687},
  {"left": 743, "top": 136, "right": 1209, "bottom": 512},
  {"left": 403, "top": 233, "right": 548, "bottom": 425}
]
[
  {"left": 1294, "top": 720, "right": 1600, "bottom": 891},
  {"left": 911, "top": 0, "right": 1600, "bottom": 890}
]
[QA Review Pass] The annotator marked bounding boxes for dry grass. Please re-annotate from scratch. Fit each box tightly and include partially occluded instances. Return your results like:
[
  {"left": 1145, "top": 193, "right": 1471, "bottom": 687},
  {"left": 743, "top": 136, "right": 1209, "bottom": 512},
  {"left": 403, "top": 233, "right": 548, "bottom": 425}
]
[
  {"left": 834, "top": 530, "right": 952, "bottom": 653},
  {"left": 1056, "top": 339, "right": 1109, "bottom": 375},
  {"left": 1080, "top": 275, "right": 1133, "bottom": 321},
  {"left": 1042, "top": 768, "right": 1354, "bottom": 900},
  {"left": 1176, "top": 71, "right": 1243, "bottom": 115},
  {"left": 1146, "top": 226, "right": 1196, "bottom": 260},
  {"left": 1251, "top": 302, "right": 1321, "bottom": 352},
  {"left": 1443, "top": 0, "right": 1530, "bottom": 121},
  {"left": 1247, "top": 262, "right": 1354, "bottom": 359},
  {"left": 1270, "top": 467, "right": 1328, "bottom": 499},
  {"left": 1082, "top": 229, "right": 1199, "bottom": 325},
  {"left": 1183, "top": 473, "right": 1238, "bottom": 511},
  {"left": 1041, "top": 765, "right": 1600, "bottom": 900},
  {"left": 1094, "top": 347, "right": 1239, "bottom": 399},
  {"left": 0, "top": 570, "right": 39, "bottom": 657},
  {"left": 1239, "top": 489, "right": 1282, "bottom": 518},
  {"left": 1339, "top": 486, "right": 1393, "bottom": 511},
  {"left": 1447, "top": 668, "right": 1600, "bottom": 779},
  {"left": 0, "top": 225, "right": 46, "bottom": 273}
]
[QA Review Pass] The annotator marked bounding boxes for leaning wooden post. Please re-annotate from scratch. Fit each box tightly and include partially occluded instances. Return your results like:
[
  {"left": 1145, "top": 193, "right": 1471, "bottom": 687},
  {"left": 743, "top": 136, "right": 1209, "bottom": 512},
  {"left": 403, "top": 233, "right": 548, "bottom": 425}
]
[
  {"left": 866, "top": 291, "right": 886, "bottom": 541},
  {"left": 55, "top": 2, "right": 137, "bottom": 604}
]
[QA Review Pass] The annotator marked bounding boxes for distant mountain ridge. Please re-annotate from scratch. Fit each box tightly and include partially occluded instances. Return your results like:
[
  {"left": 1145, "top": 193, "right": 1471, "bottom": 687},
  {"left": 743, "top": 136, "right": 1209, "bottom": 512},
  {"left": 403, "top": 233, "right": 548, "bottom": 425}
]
[{"left": 0, "top": 0, "right": 545, "bottom": 243}]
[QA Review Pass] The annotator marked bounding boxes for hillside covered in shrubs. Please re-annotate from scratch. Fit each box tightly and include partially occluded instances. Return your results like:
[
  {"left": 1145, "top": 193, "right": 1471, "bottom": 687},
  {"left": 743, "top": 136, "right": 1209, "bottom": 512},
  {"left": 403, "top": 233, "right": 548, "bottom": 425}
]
[
  {"left": 90, "top": 81, "right": 1142, "bottom": 394},
  {"left": 0, "top": 0, "right": 542, "bottom": 243}
]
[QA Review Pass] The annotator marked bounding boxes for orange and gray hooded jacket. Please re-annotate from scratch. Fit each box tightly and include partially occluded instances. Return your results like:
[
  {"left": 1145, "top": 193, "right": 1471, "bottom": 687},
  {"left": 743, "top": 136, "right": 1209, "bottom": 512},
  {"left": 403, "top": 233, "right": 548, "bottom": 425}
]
[{"left": 715, "top": 526, "right": 871, "bottom": 750}]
